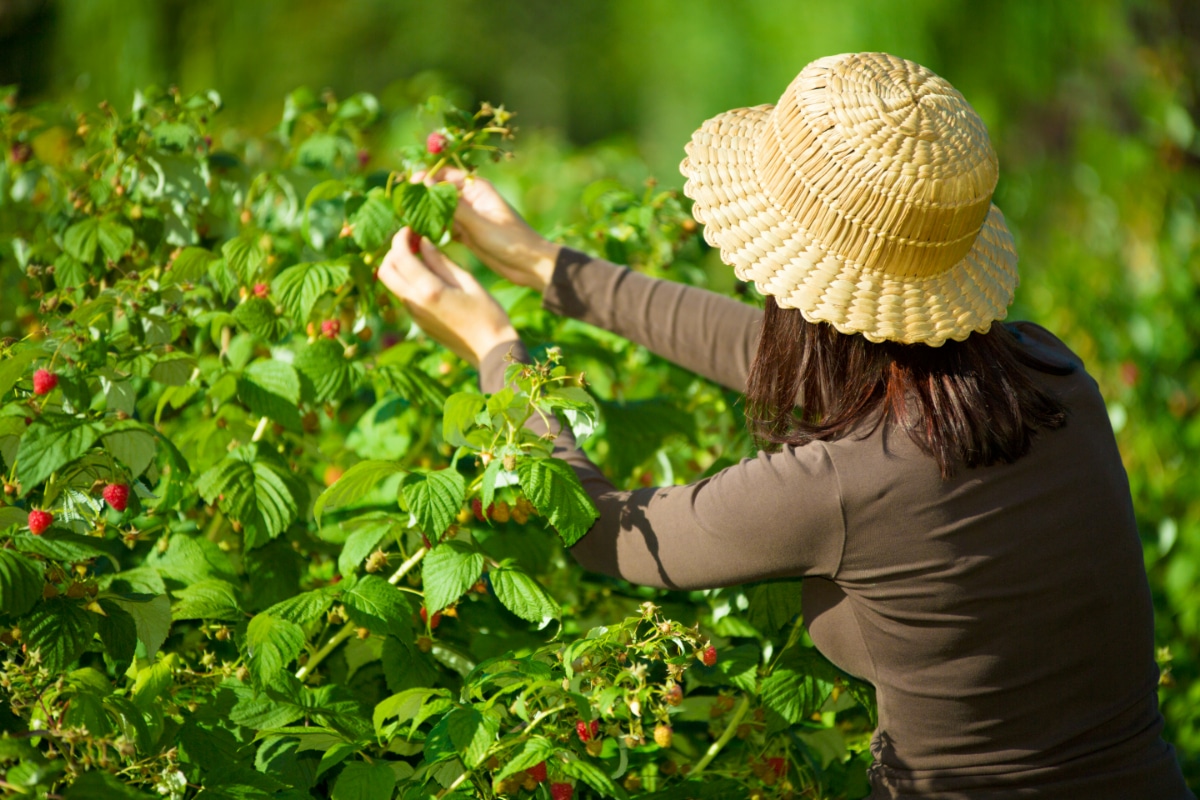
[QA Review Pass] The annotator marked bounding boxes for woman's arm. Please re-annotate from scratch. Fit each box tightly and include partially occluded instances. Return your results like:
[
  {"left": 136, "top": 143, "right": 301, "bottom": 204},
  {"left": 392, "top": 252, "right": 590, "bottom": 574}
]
[
  {"left": 481, "top": 341, "right": 845, "bottom": 589},
  {"left": 543, "top": 248, "right": 764, "bottom": 393}
]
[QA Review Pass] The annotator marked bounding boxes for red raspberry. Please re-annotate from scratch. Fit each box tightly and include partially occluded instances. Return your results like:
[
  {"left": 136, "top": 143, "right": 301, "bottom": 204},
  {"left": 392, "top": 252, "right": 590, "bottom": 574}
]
[
  {"left": 426, "top": 131, "right": 447, "bottom": 155},
  {"left": 321, "top": 319, "right": 340, "bottom": 339},
  {"left": 767, "top": 756, "right": 787, "bottom": 778},
  {"left": 700, "top": 644, "right": 718, "bottom": 667},
  {"left": 103, "top": 483, "right": 129, "bottom": 512},
  {"left": 550, "top": 783, "right": 573, "bottom": 800},
  {"left": 665, "top": 683, "right": 683, "bottom": 706},
  {"left": 253, "top": 283, "right": 269, "bottom": 298},
  {"left": 528, "top": 762, "right": 547, "bottom": 784},
  {"left": 27, "top": 510, "right": 52, "bottom": 535},
  {"left": 590, "top": 719, "right": 599, "bottom": 738},
  {"left": 407, "top": 229, "right": 422, "bottom": 255},
  {"left": 419, "top": 607, "right": 441, "bottom": 630},
  {"left": 10, "top": 142, "right": 32, "bottom": 164},
  {"left": 32, "top": 369, "right": 57, "bottom": 396},
  {"left": 575, "top": 720, "right": 592, "bottom": 743},
  {"left": 471, "top": 498, "right": 486, "bottom": 523},
  {"left": 356, "top": 149, "right": 371, "bottom": 167}
]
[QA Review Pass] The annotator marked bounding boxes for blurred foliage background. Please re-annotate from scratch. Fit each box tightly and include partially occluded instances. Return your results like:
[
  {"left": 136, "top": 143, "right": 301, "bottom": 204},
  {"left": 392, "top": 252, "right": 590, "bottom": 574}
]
[{"left": 2, "top": 0, "right": 1198, "bottom": 788}]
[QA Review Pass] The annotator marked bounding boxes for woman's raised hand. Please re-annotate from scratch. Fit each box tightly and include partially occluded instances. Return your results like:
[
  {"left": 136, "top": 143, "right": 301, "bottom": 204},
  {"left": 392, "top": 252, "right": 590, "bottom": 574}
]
[
  {"left": 377, "top": 228, "right": 520, "bottom": 368},
  {"left": 413, "top": 167, "right": 559, "bottom": 293}
]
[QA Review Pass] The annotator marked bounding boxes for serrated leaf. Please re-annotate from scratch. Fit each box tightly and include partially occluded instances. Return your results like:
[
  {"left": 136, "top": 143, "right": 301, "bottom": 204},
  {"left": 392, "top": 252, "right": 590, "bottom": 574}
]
[
  {"left": 559, "top": 756, "right": 627, "bottom": 799},
  {"left": 338, "top": 521, "right": 392, "bottom": 577},
  {"left": 374, "top": 364, "right": 449, "bottom": 410},
  {"left": 351, "top": 189, "right": 397, "bottom": 251},
  {"left": 689, "top": 643, "right": 759, "bottom": 693},
  {"left": 0, "top": 549, "right": 42, "bottom": 618},
  {"left": 746, "top": 580, "right": 805, "bottom": 635},
  {"left": 341, "top": 575, "right": 412, "bottom": 639},
  {"left": 372, "top": 687, "right": 449, "bottom": 735},
  {"left": 489, "top": 565, "right": 560, "bottom": 626},
  {"left": 171, "top": 579, "right": 243, "bottom": 621},
  {"left": 13, "top": 530, "right": 114, "bottom": 564},
  {"left": 238, "top": 359, "right": 303, "bottom": 431},
  {"left": 516, "top": 457, "right": 598, "bottom": 546},
  {"left": 295, "top": 338, "right": 360, "bottom": 403},
  {"left": 107, "top": 593, "right": 172, "bottom": 658},
  {"left": 222, "top": 234, "right": 266, "bottom": 283},
  {"left": 446, "top": 707, "right": 498, "bottom": 769},
  {"left": 331, "top": 759, "right": 396, "bottom": 800},
  {"left": 22, "top": 598, "right": 98, "bottom": 672},
  {"left": 266, "top": 588, "right": 335, "bottom": 626},
  {"left": 442, "top": 392, "right": 485, "bottom": 448},
  {"left": 15, "top": 415, "right": 100, "bottom": 493},
  {"left": 63, "top": 217, "right": 133, "bottom": 264},
  {"left": 421, "top": 540, "right": 484, "bottom": 614},
  {"left": 102, "top": 422, "right": 158, "bottom": 478},
  {"left": 197, "top": 445, "right": 300, "bottom": 549},
  {"left": 233, "top": 297, "right": 286, "bottom": 342},
  {"left": 167, "top": 246, "right": 218, "bottom": 283},
  {"left": 96, "top": 599, "right": 138, "bottom": 671},
  {"left": 0, "top": 348, "right": 38, "bottom": 399},
  {"left": 64, "top": 769, "right": 156, "bottom": 799},
  {"left": 495, "top": 736, "right": 557, "bottom": 780},
  {"left": 395, "top": 181, "right": 458, "bottom": 241},
  {"left": 245, "top": 613, "right": 305, "bottom": 689},
  {"left": 272, "top": 261, "right": 350, "bottom": 323},
  {"left": 401, "top": 469, "right": 465, "bottom": 538},
  {"left": 314, "top": 460, "right": 406, "bottom": 523},
  {"left": 759, "top": 646, "right": 839, "bottom": 733}
]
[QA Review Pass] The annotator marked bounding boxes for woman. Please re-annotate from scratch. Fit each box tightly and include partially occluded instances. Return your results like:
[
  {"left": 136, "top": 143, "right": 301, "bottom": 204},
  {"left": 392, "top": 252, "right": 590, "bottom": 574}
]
[{"left": 377, "top": 53, "right": 1193, "bottom": 799}]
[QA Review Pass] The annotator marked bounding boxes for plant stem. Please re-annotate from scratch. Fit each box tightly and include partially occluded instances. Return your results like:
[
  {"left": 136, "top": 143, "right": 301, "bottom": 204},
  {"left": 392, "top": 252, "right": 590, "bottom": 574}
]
[
  {"left": 250, "top": 415, "right": 270, "bottom": 442},
  {"left": 436, "top": 769, "right": 471, "bottom": 798},
  {"left": 295, "top": 546, "right": 428, "bottom": 680},
  {"left": 688, "top": 695, "right": 751, "bottom": 778}
]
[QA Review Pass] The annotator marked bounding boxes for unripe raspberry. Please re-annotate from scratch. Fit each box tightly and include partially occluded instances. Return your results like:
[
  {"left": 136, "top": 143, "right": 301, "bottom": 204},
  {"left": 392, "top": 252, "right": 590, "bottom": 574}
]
[
  {"left": 528, "top": 762, "right": 547, "bottom": 784},
  {"left": 653, "top": 724, "right": 673, "bottom": 748},
  {"left": 700, "top": 644, "right": 718, "bottom": 667},
  {"left": 32, "top": 369, "right": 57, "bottom": 396},
  {"left": 665, "top": 683, "right": 683, "bottom": 706},
  {"left": 549, "top": 783, "right": 573, "bottom": 800},
  {"left": 426, "top": 131, "right": 447, "bottom": 155},
  {"left": 27, "top": 510, "right": 52, "bottom": 535},
  {"left": 102, "top": 483, "right": 129, "bottom": 512},
  {"left": 321, "top": 319, "right": 340, "bottom": 339},
  {"left": 416, "top": 635, "right": 433, "bottom": 653},
  {"left": 585, "top": 738, "right": 603, "bottom": 757},
  {"left": 575, "top": 720, "right": 593, "bottom": 743},
  {"left": 491, "top": 500, "right": 510, "bottom": 523}
]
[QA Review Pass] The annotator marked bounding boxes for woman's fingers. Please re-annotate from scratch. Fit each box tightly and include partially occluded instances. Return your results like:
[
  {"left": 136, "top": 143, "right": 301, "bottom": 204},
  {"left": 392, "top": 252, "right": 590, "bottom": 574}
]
[{"left": 380, "top": 230, "right": 446, "bottom": 303}]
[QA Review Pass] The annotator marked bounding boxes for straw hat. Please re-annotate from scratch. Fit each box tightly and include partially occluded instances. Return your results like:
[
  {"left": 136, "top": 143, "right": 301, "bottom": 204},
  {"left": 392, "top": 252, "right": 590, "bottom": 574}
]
[{"left": 679, "top": 52, "right": 1018, "bottom": 346}]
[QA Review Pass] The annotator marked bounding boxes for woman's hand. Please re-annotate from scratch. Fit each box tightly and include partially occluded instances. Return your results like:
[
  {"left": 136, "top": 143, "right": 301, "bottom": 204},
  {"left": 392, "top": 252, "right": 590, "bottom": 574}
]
[
  {"left": 377, "top": 228, "right": 519, "bottom": 368},
  {"left": 413, "top": 167, "right": 559, "bottom": 292}
]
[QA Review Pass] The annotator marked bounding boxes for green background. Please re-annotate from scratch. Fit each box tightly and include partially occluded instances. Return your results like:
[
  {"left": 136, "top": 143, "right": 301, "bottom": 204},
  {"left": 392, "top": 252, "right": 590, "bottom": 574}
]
[{"left": 2, "top": 0, "right": 1198, "bottom": 786}]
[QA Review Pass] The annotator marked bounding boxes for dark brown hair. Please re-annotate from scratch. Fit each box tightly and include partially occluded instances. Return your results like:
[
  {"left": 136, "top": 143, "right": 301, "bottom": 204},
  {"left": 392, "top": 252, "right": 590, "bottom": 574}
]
[{"left": 745, "top": 297, "right": 1073, "bottom": 477}]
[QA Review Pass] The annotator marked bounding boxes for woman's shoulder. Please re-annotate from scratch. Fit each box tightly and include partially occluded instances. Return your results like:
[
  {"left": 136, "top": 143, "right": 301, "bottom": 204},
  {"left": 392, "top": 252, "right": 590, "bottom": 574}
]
[{"left": 1004, "top": 320, "right": 1086, "bottom": 371}]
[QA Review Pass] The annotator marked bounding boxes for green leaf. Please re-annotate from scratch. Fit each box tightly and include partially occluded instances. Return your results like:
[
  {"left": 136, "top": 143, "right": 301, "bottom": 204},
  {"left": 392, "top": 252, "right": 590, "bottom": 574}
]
[
  {"left": 0, "top": 348, "right": 38, "bottom": 399},
  {"left": 197, "top": 445, "right": 300, "bottom": 549},
  {"left": 746, "top": 580, "right": 805, "bottom": 635},
  {"left": 331, "top": 759, "right": 396, "bottom": 800},
  {"left": 351, "top": 189, "right": 397, "bottom": 250},
  {"left": 446, "top": 707, "right": 499, "bottom": 769},
  {"left": 167, "top": 246, "right": 218, "bottom": 283},
  {"left": 559, "top": 756, "right": 627, "bottom": 799},
  {"left": 374, "top": 364, "right": 449, "bottom": 410},
  {"left": 15, "top": 415, "right": 100, "bottom": 493},
  {"left": 489, "top": 564, "right": 560, "bottom": 626},
  {"left": 222, "top": 234, "right": 267, "bottom": 283},
  {"left": 273, "top": 261, "right": 350, "bottom": 323},
  {"left": 102, "top": 422, "right": 158, "bottom": 478},
  {"left": 421, "top": 541, "right": 484, "bottom": 614},
  {"left": 106, "top": 593, "right": 172, "bottom": 658},
  {"left": 171, "top": 579, "right": 243, "bottom": 621},
  {"left": 295, "top": 338, "right": 360, "bottom": 403},
  {"left": 480, "top": 458, "right": 502, "bottom": 513},
  {"left": 690, "top": 643, "right": 759, "bottom": 693},
  {"left": 314, "top": 460, "right": 406, "bottom": 523},
  {"left": 131, "top": 655, "right": 176, "bottom": 710},
  {"left": 22, "top": 598, "right": 98, "bottom": 672},
  {"left": 238, "top": 359, "right": 303, "bottom": 431},
  {"left": 0, "top": 549, "right": 42, "bottom": 618},
  {"left": 759, "top": 646, "right": 840, "bottom": 733},
  {"left": 64, "top": 769, "right": 156, "bottom": 799},
  {"left": 233, "top": 297, "right": 286, "bottom": 342},
  {"left": 148, "top": 353, "right": 196, "bottom": 385},
  {"left": 372, "top": 687, "right": 449, "bottom": 735},
  {"left": 14, "top": 530, "right": 114, "bottom": 563},
  {"left": 341, "top": 575, "right": 412, "bottom": 638},
  {"left": 516, "top": 457, "right": 598, "bottom": 546},
  {"left": 96, "top": 599, "right": 138, "bottom": 671},
  {"left": 442, "top": 392, "right": 485, "bottom": 448},
  {"left": 338, "top": 521, "right": 392, "bottom": 577},
  {"left": 245, "top": 613, "right": 306, "bottom": 688},
  {"left": 401, "top": 469, "right": 465, "bottom": 538},
  {"left": 395, "top": 181, "right": 458, "bottom": 241},
  {"left": 267, "top": 588, "right": 335, "bottom": 626},
  {"left": 63, "top": 217, "right": 133, "bottom": 264},
  {"left": 0, "top": 506, "right": 25, "bottom": 532},
  {"left": 495, "top": 736, "right": 557, "bottom": 780}
]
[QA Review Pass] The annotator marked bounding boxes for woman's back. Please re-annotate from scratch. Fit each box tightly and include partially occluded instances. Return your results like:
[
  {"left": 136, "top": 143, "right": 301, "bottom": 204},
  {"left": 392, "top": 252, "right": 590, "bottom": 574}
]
[{"left": 804, "top": 322, "right": 1182, "bottom": 797}]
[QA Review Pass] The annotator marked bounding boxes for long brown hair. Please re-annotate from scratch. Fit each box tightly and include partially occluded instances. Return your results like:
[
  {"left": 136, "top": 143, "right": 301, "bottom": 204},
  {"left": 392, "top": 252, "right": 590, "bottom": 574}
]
[{"left": 745, "top": 297, "right": 1073, "bottom": 477}]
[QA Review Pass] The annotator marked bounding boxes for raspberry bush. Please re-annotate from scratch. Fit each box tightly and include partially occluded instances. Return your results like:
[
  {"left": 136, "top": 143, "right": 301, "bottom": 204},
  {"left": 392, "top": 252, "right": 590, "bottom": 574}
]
[{"left": 0, "top": 85, "right": 877, "bottom": 798}]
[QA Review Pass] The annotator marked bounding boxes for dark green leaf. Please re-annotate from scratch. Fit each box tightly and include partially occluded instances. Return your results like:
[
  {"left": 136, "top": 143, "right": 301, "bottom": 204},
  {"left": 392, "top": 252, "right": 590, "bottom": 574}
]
[
  {"left": 15, "top": 415, "right": 100, "bottom": 493},
  {"left": 559, "top": 756, "right": 627, "bottom": 799},
  {"left": 0, "top": 549, "right": 42, "bottom": 618},
  {"left": 446, "top": 707, "right": 499, "bottom": 768},
  {"left": 197, "top": 445, "right": 300, "bottom": 549},
  {"left": 63, "top": 217, "right": 133, "bottom": 264},
  {"left": 102, "top": 422, "right": 158, "bottom": 478},
  {"left": 746, "top": 580, "right": 805, "bottom": 635},
  {"left": 167, "top": 246, "right": 218, "bottom": 282},
  {"left": 295, "top": 338, "right": 360, "bottom": 403},
  {"left": 516, "top": 457, "right": 599, "bottom": 546},
  {"left": 0, "top": 348, "right": 38, "bottom": 399},
  {"left": 273, "top": 262, "right": 350, "bottom": 323},
  {"left": 106, "top": 593, "right": 172, "bottom": 658},
  {"left": 395, "top": 181, "right": 458, "bottom": 241},
  {"left": 266, "top": 587, "right": 335, "bottom": 626},
  {"left": 238, "top": 359, "right": 303, "bottom": 431},
  {"left": 172, "top": 579, "right": 243, "bottom": 621},
  {"left": 331, "top": 759, "right": 396, "bottom": 800},
  {"left": 421, "top": 540, "right": 484, "bottom": 613},
  {"left": 64, "top": 769, "right": 156, "bottom": 799},
  {"left": 23, "top": 598, "right": 98, "bottom": 672},
  {"left": 222, "top": 234, "right": 267, "bottom": 283},
  {"left": 351, "top": 189, "right": 397, "bottom": 251},
  {"left": 233, "top": 297, "right": 286, "bottom": 342},
  {"left": 245, "top": 613, "right": 305, "bottom": 688},
  {"left": 495, "top": 736, "right": 557, "bottom": 779},
  {"left": 341, "top": 575, "right": 412, "bottom": 638},
  {"left": 401, "top": 469, "right": 465, "bottom": 538},
  {"left": 759, "top": 646, "right": 839, "bottom": 733},
  {"left": 96, "top": 598, "right": 139, "bottom": 671}
]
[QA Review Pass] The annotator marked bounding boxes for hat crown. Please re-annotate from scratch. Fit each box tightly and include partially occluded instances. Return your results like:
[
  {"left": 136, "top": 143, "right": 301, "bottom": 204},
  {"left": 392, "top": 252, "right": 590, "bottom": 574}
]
[{"left": 756, "top": 52, "right": 999, "bottom": 279}]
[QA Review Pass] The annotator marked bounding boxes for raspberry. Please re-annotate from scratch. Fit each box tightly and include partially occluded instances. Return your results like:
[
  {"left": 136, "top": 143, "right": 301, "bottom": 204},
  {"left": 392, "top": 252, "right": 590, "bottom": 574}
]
[
  {"left": 32, "top": 369, "right": 57, "bottom": 396},
  {"left": 356, "top": 149, "right": 371, "bottom": 167},
  {"left": 420, "top": 607, "right": 441, "bottom": 630},
  {"left": 27, "top": 510, "right": 52, "bottom": 535},
  {"left": 321, "top": 319, "right": 340, "bottom": 339},
  {"left": 253, "top": 283, "right": 269, "bottom": 298},
  {"left": 575, "top": 720, "right": 592, "bottom": 743},
  {"left": 528, "top": 762, "right": 547, "bottom": 783},
  {"left": 471, "top": 498, "right": 486, "bottom": 523},
  {"left": 700, "top": 644, "right": 718, "bottom": 667},
  {"left": 590, "top": 719, "right": 599, "bottom": 739},
  {"left": 407, "top": 229, "right": 422, "bottom": 255},
  {"left": 102, "top": 483, "right": 129, "bottom": 512},
  {"left": 426, "top": 132, "right": 447, "bottom": 155},
  {"left": 767, "top": 756, "right": 787, "bottom": 778},
  {"left": 665, "top": 683, "right": 683, "bottom": 706},
  {"left": 10, "top": 143, "right": 32, "bottom": 164},
  {"left": 491, "top": 500, "right": 510, "bottom": 523},
  {"left": 550, "top": 783, "right": 573, "bottom": 800},
  {"left": 653, "top": 724, "right": 673, "bottom": 748}
]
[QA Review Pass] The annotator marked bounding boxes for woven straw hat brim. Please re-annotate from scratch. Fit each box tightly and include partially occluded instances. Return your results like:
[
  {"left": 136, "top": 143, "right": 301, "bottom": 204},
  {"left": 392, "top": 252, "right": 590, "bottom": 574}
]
[{"left": 680, "top": 104, "right": 1019, "bottom": 346}]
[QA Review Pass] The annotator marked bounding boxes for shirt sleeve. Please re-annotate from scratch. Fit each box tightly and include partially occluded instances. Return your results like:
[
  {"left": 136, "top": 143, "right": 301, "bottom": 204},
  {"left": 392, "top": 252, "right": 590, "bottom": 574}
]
[
  {"left": 479, "top": 340, "right": 846, "bottom": 590},
  {"left": 541, "top": 247, "right": 764, "bottom": 393}
]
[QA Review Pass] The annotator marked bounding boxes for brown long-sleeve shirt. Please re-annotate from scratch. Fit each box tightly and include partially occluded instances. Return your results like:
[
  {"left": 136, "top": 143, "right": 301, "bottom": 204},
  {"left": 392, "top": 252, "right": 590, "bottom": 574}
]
[{"left": 479, "top": 248, "right": 1193, "bottom": 800}]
